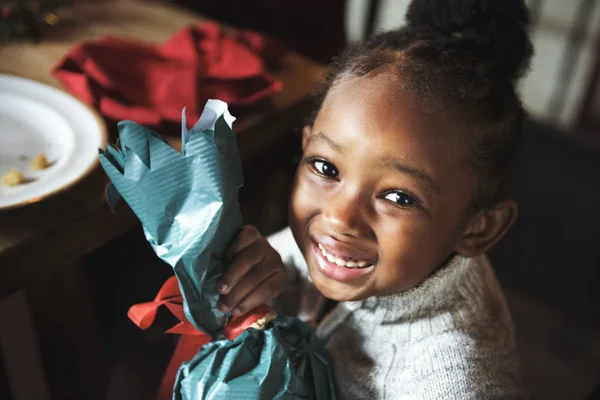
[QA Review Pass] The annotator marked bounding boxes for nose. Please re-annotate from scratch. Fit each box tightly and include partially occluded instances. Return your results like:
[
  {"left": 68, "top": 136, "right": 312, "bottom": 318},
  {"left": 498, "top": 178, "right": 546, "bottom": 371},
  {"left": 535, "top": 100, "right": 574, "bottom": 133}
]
[{"left": 322, "top": 186, "right": 370, "bottom": 238}]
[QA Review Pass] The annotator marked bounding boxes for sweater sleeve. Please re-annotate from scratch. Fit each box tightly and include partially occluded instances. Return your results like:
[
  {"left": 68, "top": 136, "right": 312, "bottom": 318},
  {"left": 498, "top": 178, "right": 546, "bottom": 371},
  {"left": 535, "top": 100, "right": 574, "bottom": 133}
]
[
  {"left": 267, "top": 227, "right": 317, "bottom": 318},
  {"left": 267, "top": 226, "right": 309, "bottom": 282}
]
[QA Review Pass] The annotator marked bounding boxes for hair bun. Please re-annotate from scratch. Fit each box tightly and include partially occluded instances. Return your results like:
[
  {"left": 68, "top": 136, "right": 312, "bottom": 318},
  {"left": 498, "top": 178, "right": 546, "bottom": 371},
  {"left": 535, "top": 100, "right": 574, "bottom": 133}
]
[{"left": 405, "top": 0, "right": 533, "bottom": 82}]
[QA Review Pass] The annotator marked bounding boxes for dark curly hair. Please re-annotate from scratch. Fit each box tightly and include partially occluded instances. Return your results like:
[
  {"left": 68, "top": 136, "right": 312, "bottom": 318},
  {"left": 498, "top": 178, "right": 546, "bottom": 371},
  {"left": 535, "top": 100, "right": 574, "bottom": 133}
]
[{"left": 310, "top": 0, "right": 534, "bottom": 210}]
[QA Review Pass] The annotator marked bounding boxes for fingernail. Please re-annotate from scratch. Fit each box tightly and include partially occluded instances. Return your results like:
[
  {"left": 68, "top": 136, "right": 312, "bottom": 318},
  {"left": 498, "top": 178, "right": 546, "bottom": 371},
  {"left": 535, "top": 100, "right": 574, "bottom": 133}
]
[
  {"left": 233, "top": 308, "right": 242, "bottom": 316},
  {"left": 218, "top": 284, "right": 228, "bottom": 294},
  {"left": 218, "top": 302, "right": 229, "bottom": 312}
]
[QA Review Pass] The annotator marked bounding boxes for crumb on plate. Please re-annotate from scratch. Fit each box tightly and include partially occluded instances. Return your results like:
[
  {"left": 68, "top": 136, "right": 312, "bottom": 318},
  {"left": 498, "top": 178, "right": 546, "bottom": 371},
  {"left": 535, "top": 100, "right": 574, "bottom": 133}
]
[
  {"left": 31, "top": 153, "right": 49, "bottom": 170},
  {"left": 2, "top": 169, "right": 25, "bottom": 186}
]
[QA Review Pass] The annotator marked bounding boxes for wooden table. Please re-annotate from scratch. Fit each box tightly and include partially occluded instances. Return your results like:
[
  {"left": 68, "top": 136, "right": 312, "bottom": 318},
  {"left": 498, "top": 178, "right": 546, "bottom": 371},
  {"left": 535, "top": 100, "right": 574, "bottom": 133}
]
[{"left": 0, "top": 1, "right": 325, "bottom": 398}]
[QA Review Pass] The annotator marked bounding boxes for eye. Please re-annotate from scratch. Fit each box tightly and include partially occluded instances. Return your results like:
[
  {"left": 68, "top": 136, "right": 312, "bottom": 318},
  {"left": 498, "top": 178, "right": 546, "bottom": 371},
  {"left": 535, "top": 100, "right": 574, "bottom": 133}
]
[
  {"left": 311, "top": 159, "right": 339, "bottom": 178},
  {"left": 383, "top": 191, "right": 419, "bottom": 207}
]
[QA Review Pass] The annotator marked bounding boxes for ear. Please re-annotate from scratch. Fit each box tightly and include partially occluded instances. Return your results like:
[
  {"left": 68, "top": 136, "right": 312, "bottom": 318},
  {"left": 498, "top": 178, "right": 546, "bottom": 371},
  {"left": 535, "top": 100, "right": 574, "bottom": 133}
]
[
  {"left": 302, "top": 125, "right": 313, "bottom": 150},
  {"left": 456, "top": 200, "right": 518, "bottom": 257}
]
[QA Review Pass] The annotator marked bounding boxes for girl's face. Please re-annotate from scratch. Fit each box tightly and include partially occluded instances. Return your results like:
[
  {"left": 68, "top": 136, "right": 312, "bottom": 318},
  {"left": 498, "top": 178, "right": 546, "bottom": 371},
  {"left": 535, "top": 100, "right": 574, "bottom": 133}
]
[{"left": 290, "top": 72, "right": 507, "bottom": 301}]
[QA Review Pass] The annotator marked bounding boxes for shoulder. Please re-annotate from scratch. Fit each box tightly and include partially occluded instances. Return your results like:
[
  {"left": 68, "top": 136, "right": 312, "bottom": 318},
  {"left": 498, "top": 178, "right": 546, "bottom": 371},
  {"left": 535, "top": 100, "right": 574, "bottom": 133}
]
[{"left": 401, "top": 327, "right": 525, "bottom": 399}]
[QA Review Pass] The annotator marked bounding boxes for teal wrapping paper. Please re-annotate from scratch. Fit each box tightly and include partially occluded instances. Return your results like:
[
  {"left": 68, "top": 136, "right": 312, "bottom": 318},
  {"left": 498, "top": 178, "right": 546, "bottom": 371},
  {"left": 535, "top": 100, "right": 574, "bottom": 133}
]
[
  {"left": 99, "top": 100, "right": 336, "bottom": 399},
  {"left": 175, "top": 318, "right": 336, "bottom": 400}
]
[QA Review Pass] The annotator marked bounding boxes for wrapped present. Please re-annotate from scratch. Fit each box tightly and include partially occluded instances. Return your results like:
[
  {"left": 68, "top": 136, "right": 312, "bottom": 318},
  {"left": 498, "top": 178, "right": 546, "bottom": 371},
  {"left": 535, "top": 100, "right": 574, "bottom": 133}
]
[{"left": 99, "top": 100, "right": 336, "bottom": 399}]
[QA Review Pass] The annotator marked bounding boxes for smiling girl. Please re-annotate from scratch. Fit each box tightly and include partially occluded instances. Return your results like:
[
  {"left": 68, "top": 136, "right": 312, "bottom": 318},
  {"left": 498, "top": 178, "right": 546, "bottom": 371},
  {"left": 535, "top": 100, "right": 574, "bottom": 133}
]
[{"left": 215, "top": 0, "right": 533, "bottom": 398}]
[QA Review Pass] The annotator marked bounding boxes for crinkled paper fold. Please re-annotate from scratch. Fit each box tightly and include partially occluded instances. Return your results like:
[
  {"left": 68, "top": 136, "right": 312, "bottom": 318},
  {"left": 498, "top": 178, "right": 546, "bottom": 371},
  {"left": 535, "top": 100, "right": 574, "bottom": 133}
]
[{"left": 99, "top": 100, "right": 336, "bottom": 399}]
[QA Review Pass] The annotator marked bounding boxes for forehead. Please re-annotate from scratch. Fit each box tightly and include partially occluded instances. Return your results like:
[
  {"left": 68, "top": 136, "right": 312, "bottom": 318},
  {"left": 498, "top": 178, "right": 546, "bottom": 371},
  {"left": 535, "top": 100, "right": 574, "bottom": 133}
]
[{"left": 314, "top": 72, "right": 466, "bottom": 175}]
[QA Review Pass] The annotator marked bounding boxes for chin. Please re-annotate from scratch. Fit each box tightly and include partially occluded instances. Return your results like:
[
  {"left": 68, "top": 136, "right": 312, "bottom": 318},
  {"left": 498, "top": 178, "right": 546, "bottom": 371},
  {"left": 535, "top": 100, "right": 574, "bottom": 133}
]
[{"left": 307, "top": 264, "right": 374, "bottom": 302}]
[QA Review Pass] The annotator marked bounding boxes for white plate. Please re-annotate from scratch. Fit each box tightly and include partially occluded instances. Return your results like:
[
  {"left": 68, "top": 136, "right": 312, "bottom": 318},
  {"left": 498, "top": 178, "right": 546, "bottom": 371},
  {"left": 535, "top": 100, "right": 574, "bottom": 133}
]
[{"left": 0, "top": 75, "right": 107, "bottom": 210}]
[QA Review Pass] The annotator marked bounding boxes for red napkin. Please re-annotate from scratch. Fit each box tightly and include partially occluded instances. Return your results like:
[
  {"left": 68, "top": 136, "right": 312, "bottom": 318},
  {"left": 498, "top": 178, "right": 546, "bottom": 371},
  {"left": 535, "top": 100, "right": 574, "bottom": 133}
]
[{"left": 52, "top": 22, "right": 285, "bottom": 129}]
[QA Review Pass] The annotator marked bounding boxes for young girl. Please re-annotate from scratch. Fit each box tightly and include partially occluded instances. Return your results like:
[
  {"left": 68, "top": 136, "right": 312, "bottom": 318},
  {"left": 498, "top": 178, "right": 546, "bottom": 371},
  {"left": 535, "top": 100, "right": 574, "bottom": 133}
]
[{"left": 216, "top": 0, "right": 532, "bottom": 398}]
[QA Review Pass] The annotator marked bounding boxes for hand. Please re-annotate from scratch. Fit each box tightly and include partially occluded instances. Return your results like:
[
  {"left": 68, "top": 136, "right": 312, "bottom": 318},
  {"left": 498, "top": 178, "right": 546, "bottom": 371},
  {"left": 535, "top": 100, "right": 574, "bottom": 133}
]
[{"left": 217, "top": 225, "right": 286, "bottom": 316}]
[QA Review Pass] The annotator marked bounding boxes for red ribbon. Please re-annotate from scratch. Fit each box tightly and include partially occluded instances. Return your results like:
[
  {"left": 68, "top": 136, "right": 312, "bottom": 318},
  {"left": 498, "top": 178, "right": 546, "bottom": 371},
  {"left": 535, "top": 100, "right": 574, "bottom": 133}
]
[{"left": 128, "top": 275, "right": 273, "bottom": 400}]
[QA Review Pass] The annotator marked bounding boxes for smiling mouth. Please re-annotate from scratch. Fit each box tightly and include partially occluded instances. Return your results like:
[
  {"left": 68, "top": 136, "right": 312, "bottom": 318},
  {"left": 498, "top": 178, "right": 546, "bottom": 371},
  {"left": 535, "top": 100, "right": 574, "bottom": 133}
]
[
  {"left": 317, "top": 243, "right": 373, "bottom": 269},
  {"left": 311, "top": 240, "right": 375, "bottom": 283}
]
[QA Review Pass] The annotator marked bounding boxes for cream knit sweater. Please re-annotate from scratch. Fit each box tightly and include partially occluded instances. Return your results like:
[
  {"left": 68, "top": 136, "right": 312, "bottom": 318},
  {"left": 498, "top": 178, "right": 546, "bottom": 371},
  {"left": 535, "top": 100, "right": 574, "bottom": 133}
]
[{"left": 268, "top": 227, "right": 525, "bottom": 400}]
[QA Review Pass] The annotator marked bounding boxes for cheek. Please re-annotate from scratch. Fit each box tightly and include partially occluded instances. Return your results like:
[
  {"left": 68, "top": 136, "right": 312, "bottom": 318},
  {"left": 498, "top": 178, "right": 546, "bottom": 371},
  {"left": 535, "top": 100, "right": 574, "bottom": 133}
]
[
  {"left": 290, "top": 168, "right": 321, "bottom": 228},
  {"left": 373, "top": 217, "right": 451, "bottom": 290},
  {"left": 377, "top": 218, "right": 433, "bottom": 264}
]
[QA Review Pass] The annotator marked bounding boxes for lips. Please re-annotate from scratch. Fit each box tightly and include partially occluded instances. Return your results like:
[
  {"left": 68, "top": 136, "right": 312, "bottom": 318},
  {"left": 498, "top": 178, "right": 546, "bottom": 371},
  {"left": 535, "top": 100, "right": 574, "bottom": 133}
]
[
  {"left": 317, "top": 243, "right": 372, "bottom": 268},
  {"left": 312, "top": 234, "right": 376, "bottom": 264},
  {"left": 309, "top": 235, "right": 376, "bottom": 283}
]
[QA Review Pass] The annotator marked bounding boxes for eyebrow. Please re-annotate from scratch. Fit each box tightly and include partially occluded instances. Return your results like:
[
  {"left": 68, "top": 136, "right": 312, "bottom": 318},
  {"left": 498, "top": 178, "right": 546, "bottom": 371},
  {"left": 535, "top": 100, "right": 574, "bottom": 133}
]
[
  {"left": 309, "top": 131, "right": 344, "bottom": 152},
  {"left": 384, "top": 159, "right": 439, "bottom": 191}
]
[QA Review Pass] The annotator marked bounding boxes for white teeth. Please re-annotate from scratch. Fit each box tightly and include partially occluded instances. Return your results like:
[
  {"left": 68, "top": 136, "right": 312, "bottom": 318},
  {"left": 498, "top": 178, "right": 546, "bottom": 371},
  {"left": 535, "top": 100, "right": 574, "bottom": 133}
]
[{"left": 317, "top": 243, "right": 371, "bottom": 268}]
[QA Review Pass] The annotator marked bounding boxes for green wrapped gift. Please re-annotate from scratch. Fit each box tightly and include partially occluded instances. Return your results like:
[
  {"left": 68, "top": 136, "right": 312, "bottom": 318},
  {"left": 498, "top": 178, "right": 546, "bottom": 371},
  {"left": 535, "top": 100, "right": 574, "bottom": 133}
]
[{"left": 99, "top": 100, "right": 337, "bottom": 399}]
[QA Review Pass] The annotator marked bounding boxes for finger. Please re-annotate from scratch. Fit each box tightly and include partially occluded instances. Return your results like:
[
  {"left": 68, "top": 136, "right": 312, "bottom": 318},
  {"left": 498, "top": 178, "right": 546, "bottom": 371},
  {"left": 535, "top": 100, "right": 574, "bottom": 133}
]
[
  {"left": 218, "top": 238, "right": 266, "bottom": 295},
  {"left": 226, "top": 225, "right": 260, "bottom": 261},
  {"left": 218, "top": 258, "right": 280, "bottom": 313},
  {"left": 234, "top": 271, "right": 286, "bottom": 315}
]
